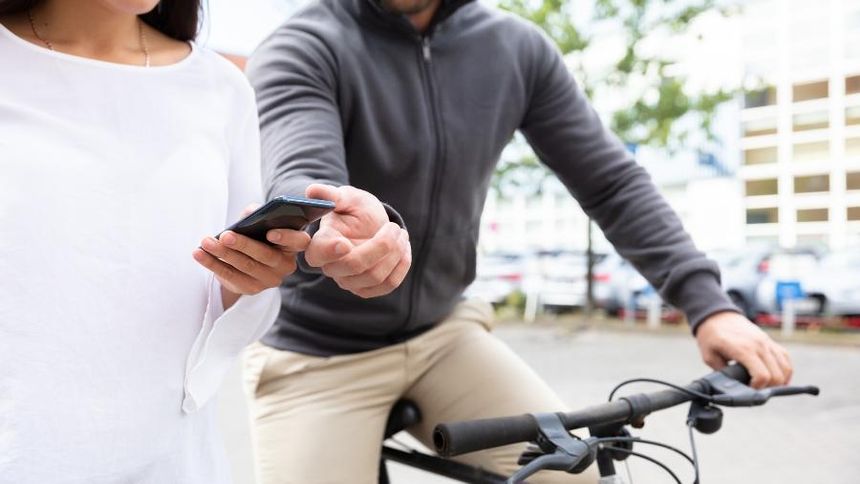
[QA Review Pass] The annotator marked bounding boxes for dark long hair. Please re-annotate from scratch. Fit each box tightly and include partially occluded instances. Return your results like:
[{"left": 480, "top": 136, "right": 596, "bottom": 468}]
[{"left": 0, "top": 0, "right": 201, "bottom": 41}]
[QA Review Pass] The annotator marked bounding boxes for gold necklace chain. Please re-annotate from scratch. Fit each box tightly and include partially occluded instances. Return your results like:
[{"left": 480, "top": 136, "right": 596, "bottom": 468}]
[{"left": 27, "top": 9, "right": 150, "bottom": 67}]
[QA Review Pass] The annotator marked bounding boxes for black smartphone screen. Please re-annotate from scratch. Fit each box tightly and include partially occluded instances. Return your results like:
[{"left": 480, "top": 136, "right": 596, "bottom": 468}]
[{"left": 219, "top": 196, "right": 335, "bottom": 243}]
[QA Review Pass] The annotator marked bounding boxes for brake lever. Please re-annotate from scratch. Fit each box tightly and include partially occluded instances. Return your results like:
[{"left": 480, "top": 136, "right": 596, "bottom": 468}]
[
  {"left": 508, "top": 412, "right": 597, "bottom": 484},
  {"left": 702, "top": 371, "right": 820, "bottom": 407},
  {"left": 760, "top": 385, "right": 820, "bottom": 399}
]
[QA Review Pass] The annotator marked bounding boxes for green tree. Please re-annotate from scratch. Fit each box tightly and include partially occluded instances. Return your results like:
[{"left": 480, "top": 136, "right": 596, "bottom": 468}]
[
  {"left": 501, "top": 0, "right": 737, "bottom": 152},
  {"left": 494, "top": 0, "right": 741, "bottom": 314}
]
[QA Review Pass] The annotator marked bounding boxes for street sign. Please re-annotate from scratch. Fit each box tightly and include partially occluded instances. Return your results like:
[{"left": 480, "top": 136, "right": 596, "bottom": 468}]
[{"left": 775, "top": 280, "right": 804, "bottom": 310}]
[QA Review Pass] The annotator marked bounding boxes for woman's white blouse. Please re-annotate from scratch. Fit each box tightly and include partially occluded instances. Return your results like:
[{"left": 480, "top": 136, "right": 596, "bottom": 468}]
[{"left": 0, "top": 24, "right": 280, "bottom": 483}]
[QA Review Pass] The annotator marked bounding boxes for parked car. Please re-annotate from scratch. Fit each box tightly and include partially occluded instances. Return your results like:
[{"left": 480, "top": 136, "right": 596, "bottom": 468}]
[
  {"left": 592, "top": 253, "right": 648, "bottom": 315},
  {"left": 464, "top": 252, "right": 527, "bottom": 304},
  {"left": 803, "top": 248, "right": 860, "bottom": 317},
  {"left": 524, "top": 251, "right": 595, "bottom": 310},
  {"left": 753, "top": 250, "right": 826, "bottom": 317},
  {"left": 719, "top": 245, "right": 825, "bottom": 320}
]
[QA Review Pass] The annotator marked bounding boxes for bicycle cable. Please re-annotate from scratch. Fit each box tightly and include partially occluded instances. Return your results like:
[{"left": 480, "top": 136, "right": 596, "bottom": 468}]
[
  {"left": 592, "top": 435, "right": 699, "bottom": 483},
  {"left": 687, "top": 422, "right": 701, "bottom": 484},
  {"left": 599, "top": 447, "right": 683, "bottom": 484},
  {"left": 591, "top": 437, "right": 695, "bottom": 468},
  {"left": 603, "top": 376, "right": 718, "bottom": 483},
  {"left": 607, "top": 378, "right": 714, "bottom": 403}
]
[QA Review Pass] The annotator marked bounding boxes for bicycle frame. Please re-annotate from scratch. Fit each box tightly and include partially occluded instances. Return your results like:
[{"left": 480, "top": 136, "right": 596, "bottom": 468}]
[
  {"left": 383, "top": 364, "right": 818, "bottom": 483},
  {"left": 595, "top": 448, "right": 628, "bottom": 484},
  {"left": 379, "top": 442, "right": 625, "bottom": 483},
  {"left": 379, "top": 444, "right": 507, "bottom": 483}
]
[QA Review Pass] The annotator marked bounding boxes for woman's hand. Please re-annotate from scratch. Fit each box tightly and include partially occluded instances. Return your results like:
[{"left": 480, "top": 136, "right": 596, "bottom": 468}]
[{"left": 192, "top": 205, "right": 311, "bottom": 309}]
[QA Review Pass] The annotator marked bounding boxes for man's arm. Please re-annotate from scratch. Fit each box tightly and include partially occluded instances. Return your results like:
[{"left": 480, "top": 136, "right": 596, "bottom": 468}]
[
  {"left": 246, "top": 27, "right": 347, "bottom": 198},
  {"left": 519, "top": 31, "right": 791, "bottom": 387},
  {"left": 246, "top": 27, "right": 411, "bottom": 297}
]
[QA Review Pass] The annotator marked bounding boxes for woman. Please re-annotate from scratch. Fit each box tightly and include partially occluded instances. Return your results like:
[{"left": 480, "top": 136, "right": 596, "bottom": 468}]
[{"left": 0, "top": 1, "right": 310, "bottom": 482}]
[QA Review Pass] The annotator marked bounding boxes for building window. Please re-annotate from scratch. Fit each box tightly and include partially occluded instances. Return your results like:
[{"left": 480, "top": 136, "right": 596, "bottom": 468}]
[
  {"left": 746, "top": 208, "right": 778, "bottom": 224},
  {"left": 847, "top": 75, "right": 860, "bottom": 95},
  {"left": 848, "top": 172, "right": 860, "bottom": 191},
  {"left": 744, "top": 146, "right": 777, "bottom": 165},
  {"left": 745, "top": 179, "right": 778, "bottom": 196},
  {"left": 849, "top": 33, "right": 860, "bottom": 61},
  {"left": 793, "top": 80, "right": 828, "bottom": 102},
  {"left": 848, "top": 106, "right": 860, "bottom": 126},
  {"left": 744, "top": 87, "right": 777, "bottom": 108},
  {"left": 848, "top": 138, "right": 860, "bottom": 157},
  {"left": 797, "top": 208, "right": 828, "bottom": 222},
  {"left": 796, "top": 234, "right": 828, "bottom": 246},
  {"left": 793, "top": 141, "right": 829, "bottom": 162},
  {"left": 849, "top": 207, "right": 860, "bottom": 221},
  {"left": 792, "top": 111, "right": 829, "bottom": 131},
  {"left": 794, "top": 174, "right": 830, "bottom": 193},
  {"left": 747, "top": 235, "right": 779, "bottom": 246},
  {"left": 743, "top": 118, "right": 778, "bottom": 137}
]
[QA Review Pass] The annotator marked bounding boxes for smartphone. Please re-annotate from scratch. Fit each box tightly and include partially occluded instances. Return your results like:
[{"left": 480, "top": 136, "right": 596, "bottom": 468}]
[{"left": 218, "top": 196, "right": 336, "bottom": 243}]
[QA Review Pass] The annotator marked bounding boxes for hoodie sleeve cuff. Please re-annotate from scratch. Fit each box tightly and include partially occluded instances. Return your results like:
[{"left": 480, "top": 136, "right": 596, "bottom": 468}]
[
  {"left": 672, "top": 272, "right": 742, "bottom": 334},
  {"left": 382, "top": 202, "right": 406, "bottom": 229}
]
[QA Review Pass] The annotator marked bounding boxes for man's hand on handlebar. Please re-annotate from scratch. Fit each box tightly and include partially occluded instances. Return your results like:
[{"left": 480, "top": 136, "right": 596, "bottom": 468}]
[
  {"left": 695, "top": 311, "right": 793, "bottom": 389},
  {"left": 434, "top": 362, "right": 818, "bottom": 461}
]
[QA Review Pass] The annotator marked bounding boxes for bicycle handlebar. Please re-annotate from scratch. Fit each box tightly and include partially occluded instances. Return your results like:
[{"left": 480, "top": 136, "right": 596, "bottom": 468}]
[{"left": 434, "top": 364, "right": 752, "bottom": 458}]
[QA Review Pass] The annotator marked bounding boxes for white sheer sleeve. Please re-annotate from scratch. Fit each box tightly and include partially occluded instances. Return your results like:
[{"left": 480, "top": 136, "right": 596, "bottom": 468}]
[{"left": 182, "top": 80, "right": 280, "bottom": 413}]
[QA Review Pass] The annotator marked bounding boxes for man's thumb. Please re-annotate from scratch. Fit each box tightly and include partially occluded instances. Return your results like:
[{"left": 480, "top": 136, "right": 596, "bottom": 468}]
[{"left": 306, "top": 184, "right": 341, "bottom": 207}]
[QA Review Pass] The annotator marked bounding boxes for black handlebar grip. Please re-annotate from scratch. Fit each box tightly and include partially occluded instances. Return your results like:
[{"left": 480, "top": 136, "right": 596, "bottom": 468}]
[
  {"left": 434, "top": 413, "right": 538, "bottom": 458},
  {"left": 719, "top": 363, "right": 751, "bottom": 384},
  {"left": 436, "top": 364, "right": 755, "bottom": 458}
]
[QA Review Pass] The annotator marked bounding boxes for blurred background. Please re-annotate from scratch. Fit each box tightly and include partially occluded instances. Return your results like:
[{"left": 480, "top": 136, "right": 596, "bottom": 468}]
[
  {"left": 202, "top": 0, "right": 860, "bottom": 482},
  {"left": 205, "top": 0, "right": 860, "bottom": 331}
]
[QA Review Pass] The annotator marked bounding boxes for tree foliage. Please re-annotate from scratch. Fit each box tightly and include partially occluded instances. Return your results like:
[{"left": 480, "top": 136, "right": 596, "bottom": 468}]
[{"left": 494, "top": 0, "right": 740, "bottom": 196}]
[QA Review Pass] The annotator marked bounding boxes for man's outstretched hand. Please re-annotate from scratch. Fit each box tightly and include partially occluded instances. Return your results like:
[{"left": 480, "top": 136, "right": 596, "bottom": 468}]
[
  {"left": 695, "top": 311, "right": 793, "bottom": 389},
  {"left": 268, "top": 184, "right": 412, "bottom": 298}
]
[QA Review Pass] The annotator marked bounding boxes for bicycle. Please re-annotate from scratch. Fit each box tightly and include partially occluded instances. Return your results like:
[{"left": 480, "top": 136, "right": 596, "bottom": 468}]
[{"left": 378, "top": 363, "right": 819, "bottom": 483}]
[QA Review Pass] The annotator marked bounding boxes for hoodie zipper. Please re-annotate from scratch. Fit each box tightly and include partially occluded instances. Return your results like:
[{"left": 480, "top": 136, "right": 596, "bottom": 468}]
[
  {"left": 422, "top": 36, "right": 432, "bottom": 61},
  {"left": 401, "top": 35, "right": 446, "bottom": 333}
]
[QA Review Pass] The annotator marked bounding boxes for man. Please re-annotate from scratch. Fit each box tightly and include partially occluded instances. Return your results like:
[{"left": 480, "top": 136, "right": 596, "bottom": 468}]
[{"left": 243, "top": 0, "right": 793, "bottom": 482}]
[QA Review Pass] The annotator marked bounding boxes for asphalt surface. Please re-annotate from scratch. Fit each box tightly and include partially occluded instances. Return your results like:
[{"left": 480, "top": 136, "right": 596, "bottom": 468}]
[{"left": 217, "top": 323, "right": 860, "bottom": 483}]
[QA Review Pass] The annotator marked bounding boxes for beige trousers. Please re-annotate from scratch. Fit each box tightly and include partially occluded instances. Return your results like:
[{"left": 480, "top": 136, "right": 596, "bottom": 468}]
[{"left": 243, "top": 299, "right": 596, "bottom": 483}]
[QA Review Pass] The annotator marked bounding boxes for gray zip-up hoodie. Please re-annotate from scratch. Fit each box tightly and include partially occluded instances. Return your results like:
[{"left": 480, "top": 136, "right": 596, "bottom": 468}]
[{"left": 246, "top": 0, "right": 740, "bottom": 356}]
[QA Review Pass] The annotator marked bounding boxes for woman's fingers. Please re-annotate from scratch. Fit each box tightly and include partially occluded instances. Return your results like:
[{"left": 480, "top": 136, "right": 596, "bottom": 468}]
[
  {"left": 192, "top": 248, "right": 267, "bottom": 295},
  {"left": 265, "top": 229, "right": 313, "bottom": 252},
  {"left": 220, "top": 231, "right": 296, "bottom": 268},
  {"left": 198, "top": 236, "right": 294, "bottom": 290}
]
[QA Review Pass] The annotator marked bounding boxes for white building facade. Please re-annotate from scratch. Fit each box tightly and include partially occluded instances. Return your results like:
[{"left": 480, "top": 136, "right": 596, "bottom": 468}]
[
  {"left": 477, "top": 144, "right": 745, "bottom": 255},
  {"left": 740, "top": 0, "right": 860, "bottom": 249}
]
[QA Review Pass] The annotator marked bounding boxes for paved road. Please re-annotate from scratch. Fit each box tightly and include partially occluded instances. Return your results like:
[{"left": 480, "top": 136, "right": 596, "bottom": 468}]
[{"left": 218, "top": 324, "right": 860, "bottom": 483}]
